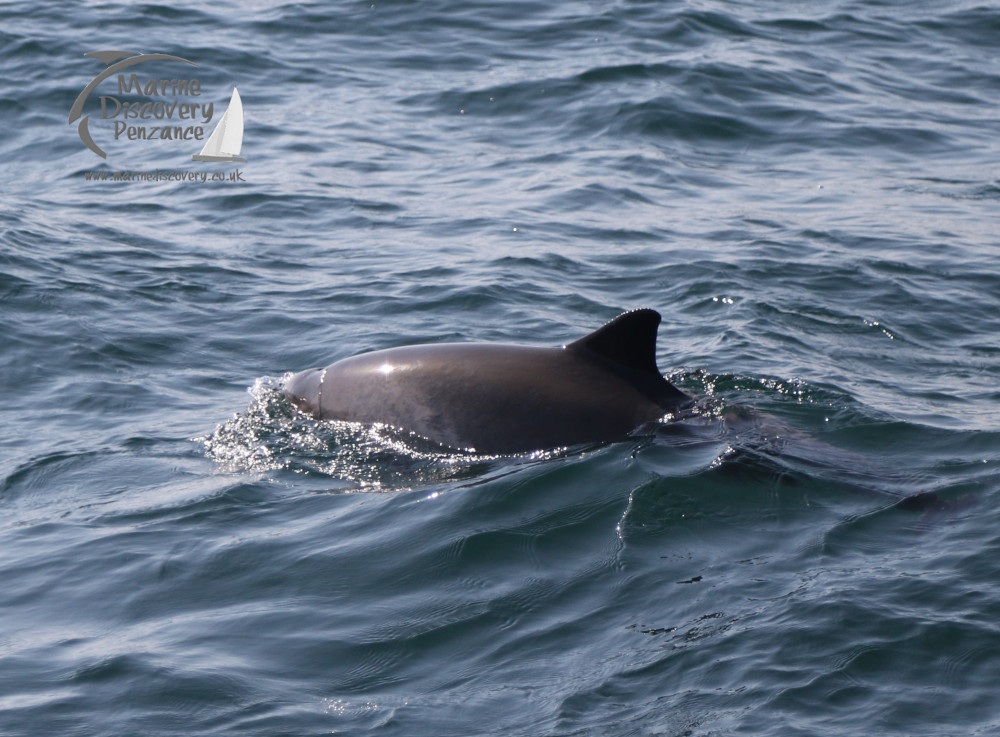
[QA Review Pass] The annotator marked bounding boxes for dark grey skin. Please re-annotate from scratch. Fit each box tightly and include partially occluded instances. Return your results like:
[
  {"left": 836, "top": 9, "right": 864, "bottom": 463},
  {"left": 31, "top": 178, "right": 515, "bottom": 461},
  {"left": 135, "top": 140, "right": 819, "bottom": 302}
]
[{"left": 282, "top": 309, "right": 694, "bottom": 455}]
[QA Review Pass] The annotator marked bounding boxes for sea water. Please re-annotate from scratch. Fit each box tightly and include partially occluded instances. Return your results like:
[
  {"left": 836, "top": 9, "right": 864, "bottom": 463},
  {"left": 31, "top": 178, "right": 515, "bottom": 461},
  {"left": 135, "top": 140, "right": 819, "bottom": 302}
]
[{"left": 1, "top": 2, "right": 998, "bottom": 735}]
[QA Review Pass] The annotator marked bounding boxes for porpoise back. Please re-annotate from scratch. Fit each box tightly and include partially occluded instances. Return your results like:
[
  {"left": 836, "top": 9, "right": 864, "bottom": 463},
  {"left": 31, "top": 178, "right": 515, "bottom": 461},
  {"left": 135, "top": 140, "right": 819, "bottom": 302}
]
[{"left": 283, "top": 309, "right": 692, "bottom": 454}]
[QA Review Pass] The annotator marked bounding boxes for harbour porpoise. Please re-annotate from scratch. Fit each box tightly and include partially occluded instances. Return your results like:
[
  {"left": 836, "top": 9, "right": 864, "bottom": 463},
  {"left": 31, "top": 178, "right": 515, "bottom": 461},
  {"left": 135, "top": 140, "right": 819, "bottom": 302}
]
[{"left": 282, "top": 308, "right": 693, "bottom": 454}]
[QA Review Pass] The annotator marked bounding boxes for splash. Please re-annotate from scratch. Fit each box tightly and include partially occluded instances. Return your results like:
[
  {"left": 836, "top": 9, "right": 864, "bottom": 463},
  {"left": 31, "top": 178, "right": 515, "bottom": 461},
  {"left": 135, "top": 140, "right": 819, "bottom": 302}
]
[{"left": 199, "top": 375, "right": 509, "bottom": 489}]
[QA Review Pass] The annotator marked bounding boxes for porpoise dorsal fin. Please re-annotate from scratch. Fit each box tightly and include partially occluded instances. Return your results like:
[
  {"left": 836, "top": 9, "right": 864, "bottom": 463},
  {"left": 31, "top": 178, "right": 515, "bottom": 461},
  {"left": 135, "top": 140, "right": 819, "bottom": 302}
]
[{"left": 566, "top": 308, "right": 663, "bottom": 377}]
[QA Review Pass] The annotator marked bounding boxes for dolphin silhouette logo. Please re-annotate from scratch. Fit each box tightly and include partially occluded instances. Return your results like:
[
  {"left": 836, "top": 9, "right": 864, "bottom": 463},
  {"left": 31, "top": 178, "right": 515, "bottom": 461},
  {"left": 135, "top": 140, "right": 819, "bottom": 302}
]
[{"left": 69, "top": 50, "right": 199, "bottom": 158}]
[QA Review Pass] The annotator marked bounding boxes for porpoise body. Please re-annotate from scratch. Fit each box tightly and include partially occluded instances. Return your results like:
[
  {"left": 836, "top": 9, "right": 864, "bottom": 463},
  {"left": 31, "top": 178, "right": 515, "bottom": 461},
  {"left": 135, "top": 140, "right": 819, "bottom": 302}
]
[{"left": 283, "top": 308, "right": 693, "bottom": 454}]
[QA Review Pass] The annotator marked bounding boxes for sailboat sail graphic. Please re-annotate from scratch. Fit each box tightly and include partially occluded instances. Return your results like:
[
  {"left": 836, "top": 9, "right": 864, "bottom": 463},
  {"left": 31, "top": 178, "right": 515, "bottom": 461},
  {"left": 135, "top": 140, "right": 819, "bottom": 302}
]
[{"left": 193, "top": 87, "right": 246, "bottom": 162}]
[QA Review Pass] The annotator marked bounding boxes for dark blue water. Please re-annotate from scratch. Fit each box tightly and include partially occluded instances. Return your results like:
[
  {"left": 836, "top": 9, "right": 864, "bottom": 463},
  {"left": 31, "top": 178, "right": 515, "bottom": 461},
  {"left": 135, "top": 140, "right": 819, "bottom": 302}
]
[{"left": 2, "top": 2, "right": 999, "bottom": 735}]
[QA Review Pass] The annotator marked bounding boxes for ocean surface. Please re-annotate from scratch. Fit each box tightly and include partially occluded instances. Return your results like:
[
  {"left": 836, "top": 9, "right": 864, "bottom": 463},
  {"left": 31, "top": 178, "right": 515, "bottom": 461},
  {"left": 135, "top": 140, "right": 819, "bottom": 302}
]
[{"left": 1, "top": 1, "right": 999, "bottom": 735}]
